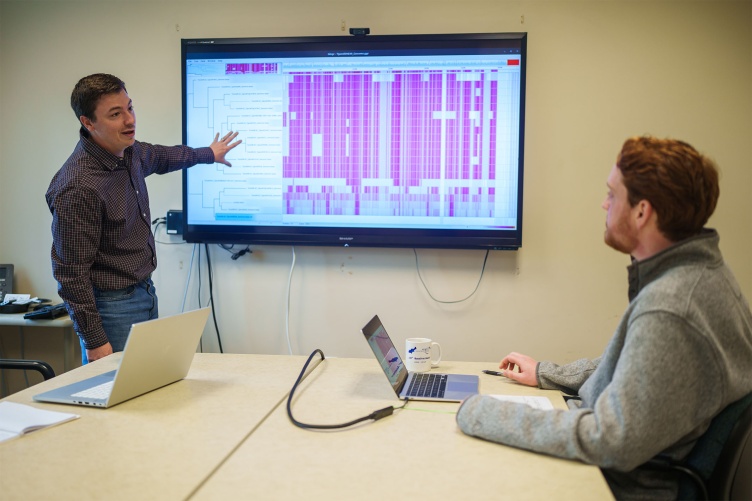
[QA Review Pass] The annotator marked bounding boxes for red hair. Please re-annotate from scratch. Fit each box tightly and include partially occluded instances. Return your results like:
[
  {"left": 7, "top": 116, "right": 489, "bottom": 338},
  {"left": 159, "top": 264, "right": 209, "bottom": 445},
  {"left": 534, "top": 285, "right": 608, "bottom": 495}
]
[{"left": 617, "top": 136, "right": 719, "bottom": 242}]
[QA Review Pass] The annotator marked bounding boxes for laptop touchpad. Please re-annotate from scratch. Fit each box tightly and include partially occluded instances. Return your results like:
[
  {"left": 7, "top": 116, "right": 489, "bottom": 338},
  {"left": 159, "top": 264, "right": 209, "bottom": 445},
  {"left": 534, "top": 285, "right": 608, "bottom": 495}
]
[{"left": 448, "top": 381, "right": 478, "bottom": 392}]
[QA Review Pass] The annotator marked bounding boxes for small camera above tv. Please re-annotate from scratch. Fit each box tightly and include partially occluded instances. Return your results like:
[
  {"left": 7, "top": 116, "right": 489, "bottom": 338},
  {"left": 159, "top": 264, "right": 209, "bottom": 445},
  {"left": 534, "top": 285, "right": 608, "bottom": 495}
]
[{"left": 181, "top": 32, "right": 527, "bottom": 250}]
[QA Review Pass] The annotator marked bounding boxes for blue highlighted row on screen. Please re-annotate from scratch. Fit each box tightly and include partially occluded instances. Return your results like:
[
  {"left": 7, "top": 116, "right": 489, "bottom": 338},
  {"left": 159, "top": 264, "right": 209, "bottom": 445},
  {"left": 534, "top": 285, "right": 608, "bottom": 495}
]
[{"left": 216, "top": 214, "right": 254, "bottom": 221}]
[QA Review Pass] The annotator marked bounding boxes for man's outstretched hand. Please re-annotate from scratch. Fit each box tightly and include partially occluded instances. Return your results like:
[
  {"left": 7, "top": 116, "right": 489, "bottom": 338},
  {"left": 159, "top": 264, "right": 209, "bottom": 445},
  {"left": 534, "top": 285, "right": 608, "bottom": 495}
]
[{"left": 210, "top": 131, "right": 242, "bottom": 167}]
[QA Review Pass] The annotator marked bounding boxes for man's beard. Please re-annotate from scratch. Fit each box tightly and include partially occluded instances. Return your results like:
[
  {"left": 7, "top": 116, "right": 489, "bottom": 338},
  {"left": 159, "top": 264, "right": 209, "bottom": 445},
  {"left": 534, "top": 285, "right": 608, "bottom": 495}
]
[{"left": 604, "top": 224, "right": 637, "bottom": 255}]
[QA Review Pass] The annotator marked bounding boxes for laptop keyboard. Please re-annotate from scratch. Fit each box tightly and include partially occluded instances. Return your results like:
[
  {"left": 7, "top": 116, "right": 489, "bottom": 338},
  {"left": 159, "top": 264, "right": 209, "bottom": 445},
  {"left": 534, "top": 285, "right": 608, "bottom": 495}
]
[
  {"left": 72, "top": 381, "right": 114, "bottom": 400},
  {"left": 405, "top": 373, "right": 447, "bottom": 398}
]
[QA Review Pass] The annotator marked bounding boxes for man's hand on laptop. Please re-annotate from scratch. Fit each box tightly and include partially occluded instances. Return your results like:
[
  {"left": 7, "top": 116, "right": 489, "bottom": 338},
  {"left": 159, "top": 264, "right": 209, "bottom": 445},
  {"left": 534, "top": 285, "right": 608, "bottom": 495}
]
[{"left": 87, "top": 343, "right": 113, "bottom": 363}]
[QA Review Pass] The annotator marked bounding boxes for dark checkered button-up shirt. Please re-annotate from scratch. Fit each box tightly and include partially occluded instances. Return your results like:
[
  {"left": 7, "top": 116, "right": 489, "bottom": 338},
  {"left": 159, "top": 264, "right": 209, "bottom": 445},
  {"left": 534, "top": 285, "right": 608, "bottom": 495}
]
[{"left": 46, "top": 129, "right": 214, "bottom": 349}]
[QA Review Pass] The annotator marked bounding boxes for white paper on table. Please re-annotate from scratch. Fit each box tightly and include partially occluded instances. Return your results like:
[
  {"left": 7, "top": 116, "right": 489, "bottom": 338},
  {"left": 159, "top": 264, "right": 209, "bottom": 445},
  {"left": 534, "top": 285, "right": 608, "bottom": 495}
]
[
  {"left": 0, "top": 402, "right": 79, "bottom": 443},
  {"left": 490, "top": 395, "right": 555, "bottom": 410}
]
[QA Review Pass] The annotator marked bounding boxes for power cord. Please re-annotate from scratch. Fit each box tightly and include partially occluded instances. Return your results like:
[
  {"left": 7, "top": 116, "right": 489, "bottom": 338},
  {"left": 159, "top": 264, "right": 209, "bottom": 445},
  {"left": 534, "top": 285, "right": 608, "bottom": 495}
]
[
  {"left": 151, "top": 217, "right": 186, "bottom": 245},
  {"left": 217, "top": 243, "right": 252, "bottom": 260},
  {"left": 287, "top": 349, "right": 409, "bottom": 430},
  {"left": 285, "top": 246, "right": 296, "bottom": 355},
  {"left": 181, "top": 244, "right": 197, "bottom": 313},
  {"left": 413, "top": 248, "right": 490, "bottom": 303},
  {"left": 204, "top": 243, "right": 224, "bottom": 353}
]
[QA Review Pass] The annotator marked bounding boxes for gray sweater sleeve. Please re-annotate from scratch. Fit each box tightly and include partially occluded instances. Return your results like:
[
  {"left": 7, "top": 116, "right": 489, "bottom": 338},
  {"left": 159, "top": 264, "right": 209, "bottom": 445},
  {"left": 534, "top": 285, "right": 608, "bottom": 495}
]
[
  {"left": 536, "top": 357, "right": 601, "bottom": 394},
  {"left": 457, "top": 311, "right": 725, "bottom": 472}
]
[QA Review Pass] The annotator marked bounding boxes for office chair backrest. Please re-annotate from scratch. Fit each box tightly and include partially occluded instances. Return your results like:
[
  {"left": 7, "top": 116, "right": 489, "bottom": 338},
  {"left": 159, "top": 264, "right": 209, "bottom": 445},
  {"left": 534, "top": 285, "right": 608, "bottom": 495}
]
[
  {"left": 681, "top": 392, "right": 752, "bottom": 500},
  {"left": 730, "top": 425, "right": 751, "bottom": 500},
  {"left": 707, "top": 393, "right": 752, "bottom": 500}
]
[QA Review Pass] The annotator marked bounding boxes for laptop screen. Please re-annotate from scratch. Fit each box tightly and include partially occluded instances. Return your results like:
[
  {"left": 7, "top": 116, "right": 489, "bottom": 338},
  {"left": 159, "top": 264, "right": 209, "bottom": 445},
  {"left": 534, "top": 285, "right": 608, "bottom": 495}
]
[{"left": 362, "top": 315, "right": 408, "bottom": 393}]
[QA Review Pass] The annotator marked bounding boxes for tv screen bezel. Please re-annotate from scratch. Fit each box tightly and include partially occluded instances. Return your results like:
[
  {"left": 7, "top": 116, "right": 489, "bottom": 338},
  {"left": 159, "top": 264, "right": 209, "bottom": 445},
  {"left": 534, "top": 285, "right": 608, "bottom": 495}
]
[{"left": 181, "top": 32, "right": 527, "bottom": 250}]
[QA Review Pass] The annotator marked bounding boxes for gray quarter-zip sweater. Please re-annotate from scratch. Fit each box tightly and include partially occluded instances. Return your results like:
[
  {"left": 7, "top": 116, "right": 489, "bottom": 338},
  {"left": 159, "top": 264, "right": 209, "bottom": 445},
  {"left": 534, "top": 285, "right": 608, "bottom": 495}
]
[{"left": 456, "top": 229, "right": 752, "bottom": 500}]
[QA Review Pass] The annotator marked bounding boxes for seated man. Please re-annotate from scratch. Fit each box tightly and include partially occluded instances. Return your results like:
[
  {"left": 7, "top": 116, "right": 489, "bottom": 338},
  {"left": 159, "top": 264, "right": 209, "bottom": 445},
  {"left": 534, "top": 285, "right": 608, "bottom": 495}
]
[{"left": 456, "top": 136, "right": 752, "bottom": 500}]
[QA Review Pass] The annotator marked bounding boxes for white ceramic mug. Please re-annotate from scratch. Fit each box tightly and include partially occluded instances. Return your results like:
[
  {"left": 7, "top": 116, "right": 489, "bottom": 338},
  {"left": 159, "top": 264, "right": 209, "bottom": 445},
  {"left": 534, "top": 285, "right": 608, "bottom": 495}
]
[{"left": 405, "top": 338, "right": 442, "bottom": 372}]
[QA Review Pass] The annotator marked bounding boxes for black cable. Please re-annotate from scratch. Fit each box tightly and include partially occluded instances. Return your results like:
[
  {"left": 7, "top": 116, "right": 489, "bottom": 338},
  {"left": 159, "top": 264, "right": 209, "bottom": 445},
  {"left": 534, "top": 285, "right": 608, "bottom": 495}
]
[
  {"left": 287, "top": 349, "right": 409, "bottom": 430},
  {"left": 197, "top": 245, "right": 202, "bottom": 306},
  {"left": 217, "top": 243, "right": 252, "bottom": 260},
  {"left": 231, "top": 247, "right": 251, "bottom": 260},
  {"left": 196, "top": 245, "right": 203, "bottom": 352},
  {"left": 151, "top": 219, "right": 187, "bottom": 245},
  {"left": 204, "top": 243, "right": 224, "bottom": 353},
  {"left": 151, "top": 218, "right": 164, "bottom": 237}
]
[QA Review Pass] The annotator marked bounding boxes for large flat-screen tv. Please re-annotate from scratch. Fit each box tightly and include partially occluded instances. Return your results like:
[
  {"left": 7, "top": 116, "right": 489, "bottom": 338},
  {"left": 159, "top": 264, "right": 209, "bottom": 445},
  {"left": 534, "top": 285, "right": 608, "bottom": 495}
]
[{"left": 181, "top": 32, "right": 526, "bottom": 249}]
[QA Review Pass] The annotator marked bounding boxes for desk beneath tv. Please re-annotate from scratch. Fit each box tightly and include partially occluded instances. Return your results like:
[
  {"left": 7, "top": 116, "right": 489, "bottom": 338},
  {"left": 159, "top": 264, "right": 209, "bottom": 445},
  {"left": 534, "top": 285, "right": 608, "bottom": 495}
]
[
  {"left": 0, "top": 312, "right": 76, "bottom": 372},
  {"left": 0, "top": 354, "right": 613, "bottom": 500}
]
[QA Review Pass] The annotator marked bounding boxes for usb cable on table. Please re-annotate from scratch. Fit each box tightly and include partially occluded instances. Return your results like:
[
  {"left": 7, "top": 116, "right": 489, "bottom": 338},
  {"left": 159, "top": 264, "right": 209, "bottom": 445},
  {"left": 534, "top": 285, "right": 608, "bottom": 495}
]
[{"left": 286, "top": 349, "right": 409, "bottom": 430}]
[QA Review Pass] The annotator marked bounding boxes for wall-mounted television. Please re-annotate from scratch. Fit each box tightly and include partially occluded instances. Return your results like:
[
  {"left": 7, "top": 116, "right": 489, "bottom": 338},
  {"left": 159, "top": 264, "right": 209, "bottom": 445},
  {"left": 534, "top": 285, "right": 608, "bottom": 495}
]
[{"left": 181, "top": 32, "right": 526, "bottom": 249}]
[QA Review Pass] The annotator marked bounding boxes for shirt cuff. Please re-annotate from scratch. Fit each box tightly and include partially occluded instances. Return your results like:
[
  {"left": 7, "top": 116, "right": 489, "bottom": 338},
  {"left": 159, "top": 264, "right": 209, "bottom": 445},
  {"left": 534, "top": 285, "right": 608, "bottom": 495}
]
[
  {"left": 197, "top": 146, "right": 215, "bottom": 164},
  {"left": 78, "top": 327, "right": 109, "bottom": 351}
]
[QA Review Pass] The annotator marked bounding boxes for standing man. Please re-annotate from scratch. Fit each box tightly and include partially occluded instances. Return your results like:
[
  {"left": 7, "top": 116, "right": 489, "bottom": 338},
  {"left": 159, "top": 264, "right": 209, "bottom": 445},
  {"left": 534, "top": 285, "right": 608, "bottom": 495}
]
[
  {"left": 456, "top": 136, "right": 752, "bottom": 500},
  {"left": 47, "top": 73, "right": 241, "bottom": 364}
]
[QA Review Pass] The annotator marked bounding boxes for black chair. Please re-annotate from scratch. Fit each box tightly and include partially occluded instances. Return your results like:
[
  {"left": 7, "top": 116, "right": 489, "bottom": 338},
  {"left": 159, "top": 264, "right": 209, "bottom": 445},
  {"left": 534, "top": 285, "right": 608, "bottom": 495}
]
[
  {"left": 0, "top": 358, "right": 56, "bottom": 380},
  {"left": 647, "top": 392, "right": 752, "bottom": 500},
  {"left": 710, "top": 394, "right": 752, "bottom": 500}
]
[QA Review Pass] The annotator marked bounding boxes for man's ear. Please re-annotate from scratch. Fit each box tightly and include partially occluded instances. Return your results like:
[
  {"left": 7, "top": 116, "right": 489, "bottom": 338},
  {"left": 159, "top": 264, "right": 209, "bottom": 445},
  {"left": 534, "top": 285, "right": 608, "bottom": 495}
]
[
  {"left": 634, "top": 199, "right": 655, "bottom": 229},
  {"left": 79, "top": 115, "right": 94, "bottom": 132}
]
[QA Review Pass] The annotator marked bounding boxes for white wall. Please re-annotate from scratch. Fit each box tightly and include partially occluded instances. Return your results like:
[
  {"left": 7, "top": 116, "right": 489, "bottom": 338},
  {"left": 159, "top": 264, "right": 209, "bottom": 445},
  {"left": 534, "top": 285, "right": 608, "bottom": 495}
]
[{"left": 1, "top": 0, "right": 750, "bottom": 371}]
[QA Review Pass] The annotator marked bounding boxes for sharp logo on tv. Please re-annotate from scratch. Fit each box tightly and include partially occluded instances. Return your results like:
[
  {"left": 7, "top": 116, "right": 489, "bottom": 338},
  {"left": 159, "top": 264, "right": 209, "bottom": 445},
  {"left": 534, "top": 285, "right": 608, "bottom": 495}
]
[{"left": 182, "top": 33, "right": 526, "bottom": 249}]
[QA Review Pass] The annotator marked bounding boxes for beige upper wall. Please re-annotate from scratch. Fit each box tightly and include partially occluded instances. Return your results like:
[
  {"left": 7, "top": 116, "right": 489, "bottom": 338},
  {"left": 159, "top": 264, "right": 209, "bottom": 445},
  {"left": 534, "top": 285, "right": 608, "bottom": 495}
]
[{"left": 1, "top": 0, "right": 750, "bottom": 363}]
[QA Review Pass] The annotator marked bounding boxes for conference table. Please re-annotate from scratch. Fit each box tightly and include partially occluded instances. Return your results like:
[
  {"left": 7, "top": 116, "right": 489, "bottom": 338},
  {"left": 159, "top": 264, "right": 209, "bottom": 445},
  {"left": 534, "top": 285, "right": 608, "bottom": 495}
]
[{"left": 0, "top": 353, "right": 614, "bottom": 500}]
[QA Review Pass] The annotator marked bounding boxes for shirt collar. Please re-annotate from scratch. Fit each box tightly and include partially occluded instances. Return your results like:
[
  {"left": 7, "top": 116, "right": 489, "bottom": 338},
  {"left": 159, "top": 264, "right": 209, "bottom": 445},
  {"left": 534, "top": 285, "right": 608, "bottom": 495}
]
[
  {"left": 626, "top": 228, "right": 720, "bottom": 301},
  {"left": 79, "top": 127, "right": 130, "bottom": 171}
]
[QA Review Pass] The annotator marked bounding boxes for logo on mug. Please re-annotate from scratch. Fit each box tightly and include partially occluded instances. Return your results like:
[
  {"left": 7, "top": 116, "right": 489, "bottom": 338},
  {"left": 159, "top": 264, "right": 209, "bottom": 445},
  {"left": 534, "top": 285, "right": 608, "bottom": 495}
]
[{"left": 410, "top": 347, "right": 430, "bottom": 357}]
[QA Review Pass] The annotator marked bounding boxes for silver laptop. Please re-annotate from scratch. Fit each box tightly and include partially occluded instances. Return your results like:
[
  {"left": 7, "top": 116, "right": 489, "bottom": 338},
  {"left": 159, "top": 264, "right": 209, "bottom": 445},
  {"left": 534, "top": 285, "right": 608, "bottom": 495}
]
[
  {"left": 34, "top": 308, "right": 210, "bottom": 408},
  {"left": 361, "top": 315, "right": 479, "bottom": 402}
]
